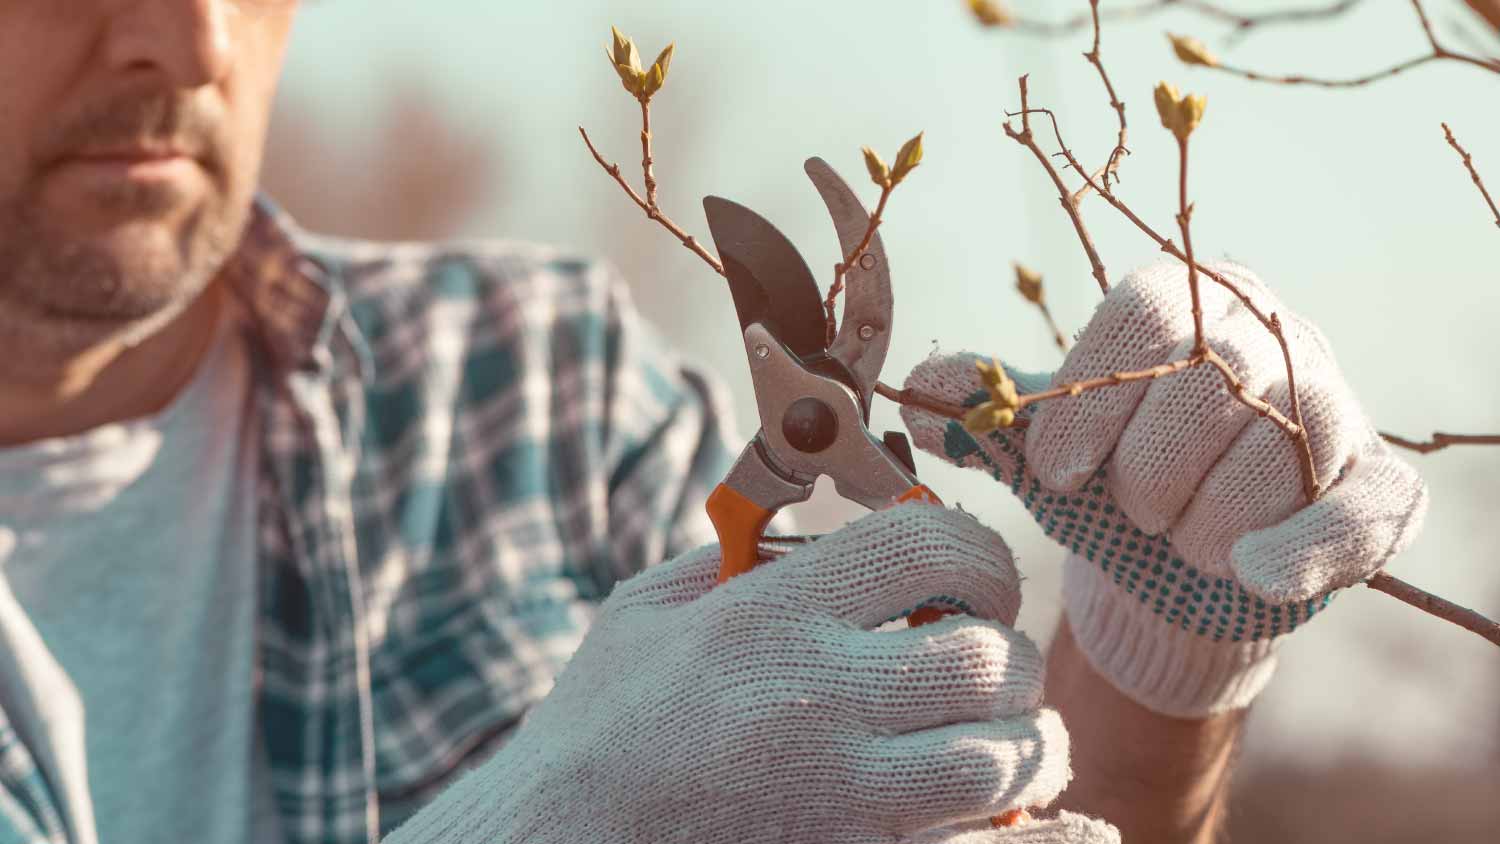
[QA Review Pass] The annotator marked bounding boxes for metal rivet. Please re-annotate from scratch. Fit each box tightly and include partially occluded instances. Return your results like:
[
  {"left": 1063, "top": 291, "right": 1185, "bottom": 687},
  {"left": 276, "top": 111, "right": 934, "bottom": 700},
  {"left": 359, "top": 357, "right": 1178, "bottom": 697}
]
[
  {"left": 782, "top": 397, "right": 839, "bottom": 453},
  {"left": 859, "top": 254, "right": 878, "bottom": 271},
  {"left": 858, "top": 324, "right": 876, "bottom": 340},
  {"left": 754, "top": 344, "right": 770, "bottom": 359}
]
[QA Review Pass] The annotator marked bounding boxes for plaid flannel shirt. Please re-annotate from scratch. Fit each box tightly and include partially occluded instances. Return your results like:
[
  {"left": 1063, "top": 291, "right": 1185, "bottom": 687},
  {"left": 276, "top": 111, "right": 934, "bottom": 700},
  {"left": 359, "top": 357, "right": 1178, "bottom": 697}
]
[{"left": 0, "top": 198, "right": 733, "bottom": 843}]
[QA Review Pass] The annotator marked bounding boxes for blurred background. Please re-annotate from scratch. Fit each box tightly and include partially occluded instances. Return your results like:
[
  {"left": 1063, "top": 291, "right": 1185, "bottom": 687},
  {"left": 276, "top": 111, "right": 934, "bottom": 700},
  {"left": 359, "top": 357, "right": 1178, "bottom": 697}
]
[{"left": 269, "top": 1, "right": 1500, "bottom": 838}]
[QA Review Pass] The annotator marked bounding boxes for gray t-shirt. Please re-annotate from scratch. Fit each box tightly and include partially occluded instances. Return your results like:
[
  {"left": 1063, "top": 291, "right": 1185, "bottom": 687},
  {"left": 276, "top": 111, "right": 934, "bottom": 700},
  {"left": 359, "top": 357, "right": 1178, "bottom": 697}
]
[{"left": 0, "top": 302, "right": 281, "bottom": 843}]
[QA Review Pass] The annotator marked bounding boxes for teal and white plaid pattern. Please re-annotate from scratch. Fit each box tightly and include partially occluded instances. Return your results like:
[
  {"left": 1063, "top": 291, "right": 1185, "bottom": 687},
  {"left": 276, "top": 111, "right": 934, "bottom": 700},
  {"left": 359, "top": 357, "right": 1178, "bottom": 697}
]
[{"left": 0, "top": 198, "right": 732, "bottom": 843}]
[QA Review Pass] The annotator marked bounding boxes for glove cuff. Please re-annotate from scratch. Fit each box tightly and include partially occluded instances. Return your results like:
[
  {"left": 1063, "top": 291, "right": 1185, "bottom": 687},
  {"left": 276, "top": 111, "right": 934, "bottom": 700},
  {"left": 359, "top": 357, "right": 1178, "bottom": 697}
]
[{"left": 1062, "top": 552, "right": 1279, "bottom": 718}]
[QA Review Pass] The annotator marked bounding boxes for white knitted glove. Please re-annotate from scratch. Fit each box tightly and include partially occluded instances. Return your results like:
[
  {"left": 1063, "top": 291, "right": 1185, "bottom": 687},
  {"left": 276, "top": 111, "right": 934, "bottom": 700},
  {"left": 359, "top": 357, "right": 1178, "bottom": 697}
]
[
  {"left": 387, "top": 504, "right": 1118, "bottom": 844},
  {"left": 900, "top": 260, "right": 1428, "bottom": 718}
]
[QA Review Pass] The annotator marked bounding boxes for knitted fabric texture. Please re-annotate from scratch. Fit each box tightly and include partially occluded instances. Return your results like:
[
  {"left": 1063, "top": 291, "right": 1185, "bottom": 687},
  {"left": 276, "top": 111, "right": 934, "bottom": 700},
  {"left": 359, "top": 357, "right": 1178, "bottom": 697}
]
[
  {"left": 388, "top": 505, "right": 1116, "bottom": 844},
  {"left": 911, "top": 813, "right": 1118, "bottom": 844},
  {"left": 900, "top": 260, "right": 1427, "bottom": 717}
]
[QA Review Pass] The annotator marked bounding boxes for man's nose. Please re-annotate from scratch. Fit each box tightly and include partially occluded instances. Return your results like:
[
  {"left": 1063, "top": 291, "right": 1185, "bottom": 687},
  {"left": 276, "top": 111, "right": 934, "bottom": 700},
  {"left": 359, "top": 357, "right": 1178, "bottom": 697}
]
[{"left": 104, "top": 0, "right": 234, "bottom": 88}]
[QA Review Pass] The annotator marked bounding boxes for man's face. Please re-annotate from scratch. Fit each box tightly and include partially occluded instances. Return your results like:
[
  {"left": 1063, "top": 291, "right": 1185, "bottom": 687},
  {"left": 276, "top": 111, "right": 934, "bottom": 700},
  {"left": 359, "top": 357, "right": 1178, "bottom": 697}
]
[{"left": 0, "top": 0, "right": 298, "bottom": 369}]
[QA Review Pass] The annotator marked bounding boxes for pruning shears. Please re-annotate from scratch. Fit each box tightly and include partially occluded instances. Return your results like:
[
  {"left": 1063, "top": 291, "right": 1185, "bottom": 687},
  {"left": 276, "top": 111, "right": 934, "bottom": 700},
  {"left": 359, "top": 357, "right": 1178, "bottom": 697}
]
[
  {"left": 701, "top": 160, "right": 1034, "bottom": 828},
  {"left": 702, "top": 157, "right": 945, "bottom": 606}
]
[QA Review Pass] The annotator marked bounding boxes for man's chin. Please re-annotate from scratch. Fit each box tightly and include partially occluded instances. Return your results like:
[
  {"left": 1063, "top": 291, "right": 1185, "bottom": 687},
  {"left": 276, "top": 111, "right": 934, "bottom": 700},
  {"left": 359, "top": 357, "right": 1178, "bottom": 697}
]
[
  {"left": 0, "top": 178, "right": 249, "bottom": 364},
  {"left": 0, "top": 233, "right": 223, "bottom": 361}
]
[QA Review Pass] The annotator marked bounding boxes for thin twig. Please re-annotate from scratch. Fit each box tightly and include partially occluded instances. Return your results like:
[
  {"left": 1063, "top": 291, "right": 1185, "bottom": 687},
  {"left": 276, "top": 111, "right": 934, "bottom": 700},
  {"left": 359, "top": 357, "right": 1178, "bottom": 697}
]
[
  {"left": 1185, "top": 0, "right": 1366, "bottom": 36},
  {"left": 640, "top": 99, "right": 658, "bottom": 208},
  {"left": 1083, "top": 0, "right": 1130, "bottom": 194},
  {"left": 1015, "top": 355, "right": 1202, "bottom": 407},
  {"left": 1019, "top": 101, "right": 1323, "bottom": 492},
  {"left": 874, "top": 378, "right": 1498, "bottom": 646},
  {"left": 1007, "top": 101, "right": 1321, "bottom": 501},
  {"left": 579, "top": 125, "right": 724, "bottom": 276},
  {"left": 1211, "top": 53, "right": 1445, "bottom": 87},
  {"left": 1413, "top": 0, "right": 1442, "bottom": 47},
  {"left": 1176, "top": 136, "right": 1206, "bottom": 355},
  {"left": 1366, "top": 571, "right": 1500, "bottom": 646},
  {"left": 1000, "top": 0, "right": 1365, "bottom": 39},
  {"left": 1271, "top": 313, "right": 1311, "bottom": 476},
  {"left": 1442, "top": 122, "right": 1500, "bottom": 229},
  {"left": 880, "top": 351, "right": 1306, "bottom": 452},
  {"left": 1381, "top": 431, "right": 1500, "bottom": 453},
  {"left": 824, "top": 183, "right": 894, "bottom": 345},
  {"left": 1037, "top": 301, "right": 1071, "bottom": 353},
  {"left": 875, "top": 380, "right": 968, "bottom": 421},
  {"left": 1205, "top": 0, "right": 1500, "bottom": 87},
  {"left": 1165, "top": 135, "right": 1322, "bottom": 496},
  {"left": 1003, "top": 77, "right": 1111, "bottom": 295}
]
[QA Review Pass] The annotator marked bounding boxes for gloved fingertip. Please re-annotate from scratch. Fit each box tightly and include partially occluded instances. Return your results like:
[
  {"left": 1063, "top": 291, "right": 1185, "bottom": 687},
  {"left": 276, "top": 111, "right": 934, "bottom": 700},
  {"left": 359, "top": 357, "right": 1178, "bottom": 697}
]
[
  {"left": 1228, "top": 530, "right": 1370, "bottom": 604},
  {"left": 1230, "top": 451, "right": 1431, "bottom": 605},
  {"left": 945, "top": 810, "right": 1120, "bottom": 844},
  {"left": 609, "top": 543, "right": 726, "bottom": 606},
  {"left": 1040, "top": 812, "right": 1123, "bottom": 844},
  {"left": 1023, "top": 446, "right": 1096, "bottom": 494}
]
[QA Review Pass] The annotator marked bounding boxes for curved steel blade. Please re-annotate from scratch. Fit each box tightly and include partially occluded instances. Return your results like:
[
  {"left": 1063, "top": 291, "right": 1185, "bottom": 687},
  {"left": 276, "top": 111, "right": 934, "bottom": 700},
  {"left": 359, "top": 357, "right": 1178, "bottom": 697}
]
[
  {"left": 703, "top": 195, "right": 827, "bottom": 362},
  {"left": 805, "top": 157, "right": 893, "bottom": 410}
]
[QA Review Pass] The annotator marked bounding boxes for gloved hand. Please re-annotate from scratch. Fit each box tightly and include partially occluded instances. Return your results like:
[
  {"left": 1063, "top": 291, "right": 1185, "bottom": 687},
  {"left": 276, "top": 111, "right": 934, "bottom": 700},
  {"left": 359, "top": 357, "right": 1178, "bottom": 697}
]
[
  {"left": 387, "top": 505, "right": 1118, "bottom": 844},
  {"left": 900, "top": 260, "right": 1428, "bottom": 718}
]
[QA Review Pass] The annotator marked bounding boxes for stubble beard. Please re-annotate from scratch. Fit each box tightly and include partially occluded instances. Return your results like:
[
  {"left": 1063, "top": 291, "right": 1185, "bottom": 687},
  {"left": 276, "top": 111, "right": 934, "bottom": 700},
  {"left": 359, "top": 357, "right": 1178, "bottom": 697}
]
[{"left": 0, "top": 171, "right": 251, "bottom": 377}]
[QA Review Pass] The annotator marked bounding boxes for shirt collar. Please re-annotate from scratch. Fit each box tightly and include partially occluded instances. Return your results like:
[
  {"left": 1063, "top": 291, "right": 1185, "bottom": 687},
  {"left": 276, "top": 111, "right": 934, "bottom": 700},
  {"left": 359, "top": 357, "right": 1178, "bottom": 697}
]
[{"left": 224, "top": 194, "right": 341, "bottom": 375}]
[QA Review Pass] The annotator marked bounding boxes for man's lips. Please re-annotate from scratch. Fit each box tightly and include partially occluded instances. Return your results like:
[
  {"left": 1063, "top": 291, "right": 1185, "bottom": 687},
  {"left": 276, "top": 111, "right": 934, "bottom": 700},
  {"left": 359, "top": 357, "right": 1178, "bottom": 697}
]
[
  {"left": 54, "top": 146, "right": 205, "bottom": 183},
  {"left": 71, "top": 144, "right": 195, "bottom": 160}
]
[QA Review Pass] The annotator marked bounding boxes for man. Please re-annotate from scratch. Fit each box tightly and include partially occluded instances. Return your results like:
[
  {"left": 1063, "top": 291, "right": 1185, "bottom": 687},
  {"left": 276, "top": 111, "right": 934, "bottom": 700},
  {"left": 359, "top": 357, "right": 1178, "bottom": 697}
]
[{"left": 0, "top": 3, "right": 1427, "bottom": 844}]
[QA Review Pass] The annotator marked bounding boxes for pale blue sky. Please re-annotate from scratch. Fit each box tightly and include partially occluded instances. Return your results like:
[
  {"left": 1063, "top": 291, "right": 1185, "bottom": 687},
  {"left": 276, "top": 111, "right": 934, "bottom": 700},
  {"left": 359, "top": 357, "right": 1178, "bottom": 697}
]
[{"left": 278, "top": 1, "right": 1500, "bottom": 769}]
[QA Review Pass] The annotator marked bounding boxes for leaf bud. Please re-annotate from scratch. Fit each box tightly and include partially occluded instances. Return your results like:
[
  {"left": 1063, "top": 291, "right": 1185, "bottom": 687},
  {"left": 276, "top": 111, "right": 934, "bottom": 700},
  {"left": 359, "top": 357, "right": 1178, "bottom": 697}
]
[
  {"left": 1168, "top": 33, "right": 1219, "bottom": 68},
  {"left": 862, "top": 146, "right": 890, "bottom": 186},
  {"left": 890, "top": 131, "right": 925, "bottom": 185},
  {"left": 968, "top": 0, "right": 1015, "bottom": 27},
  {"left": 1014, "top": 263, "right": 1044, "bottom": 305}
]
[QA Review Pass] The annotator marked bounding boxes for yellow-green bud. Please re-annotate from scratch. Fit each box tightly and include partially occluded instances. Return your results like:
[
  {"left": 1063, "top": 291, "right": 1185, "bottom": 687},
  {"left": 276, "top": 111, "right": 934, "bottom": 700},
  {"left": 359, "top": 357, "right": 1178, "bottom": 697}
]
[
  {"left": 1168, "top": 33, "right": 1218, "bottom": 68},
  {"left": 653, "top": 44, "right": 675, "bottom": 82},
  {"left": 862, "top": 146, "right": 890, "bottom": 186},
  {"left": 963, "top": 402, "right": 1015, "bottom": 434},
  {"left": 1153, "top": 81, "right": 1207, "bottom": 142},
  {"left": 968, "top": 0, "right": 1014, "bottom": 27},
  {"left": 890, "top": 132, "right": 925, "bottom": 185},
  {"left": 975, "top": 358, "right": 1019, "bottom": 410},
  {"left": 1014, "top": 263, "right": 1044, "bottom": 305}
]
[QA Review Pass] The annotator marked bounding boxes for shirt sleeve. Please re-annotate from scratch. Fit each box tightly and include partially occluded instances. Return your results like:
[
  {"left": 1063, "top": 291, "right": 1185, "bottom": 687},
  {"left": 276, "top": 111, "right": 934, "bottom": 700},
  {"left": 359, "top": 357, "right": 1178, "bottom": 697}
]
[{"left": 594, "top": 264, "right": 737, "bottom": 589}]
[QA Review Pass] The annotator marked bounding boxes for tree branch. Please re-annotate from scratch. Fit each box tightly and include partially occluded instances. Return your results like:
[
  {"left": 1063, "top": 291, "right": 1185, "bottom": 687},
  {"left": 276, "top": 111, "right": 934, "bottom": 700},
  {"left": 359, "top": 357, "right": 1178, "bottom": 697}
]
[
  {"left": 640, "top": 99, "right": 659, "bottom": 208},
  {"left": 991, "top": 0, "right": 1365, "bottom": 39},
  {"left": 1176, "top": 136, "right": 1206, "bottom": 355},
  {"left": 1009, "top": 100, "right": 1321, "bottom": 501},
  {"left": 1202, "top": 0, "right": 1500, "bottom": 86},
  {"left": 579, "top": 125, "right": 724, "bottom": 276},
  {"left": 875, "top": 378, "right": 1499, "bottom": 648},
  {"left": 1381, "top": 431, "right": 1500, "bottom": 453},
  {"left": 1003, "top": 79, "right": 1111, "bottom": 295},
  {"left": 1366, "top": 571, "right": 1500, "bottom": 646},
  {"left": 1084, "top": 0, "right": 1130, "bottom": 194},
  {"left": 1442, "top": 122, "right": 1500, "bottom": 229},
  {"left": 1038, "top": 301, "right": 1071, "bottom": 353}
]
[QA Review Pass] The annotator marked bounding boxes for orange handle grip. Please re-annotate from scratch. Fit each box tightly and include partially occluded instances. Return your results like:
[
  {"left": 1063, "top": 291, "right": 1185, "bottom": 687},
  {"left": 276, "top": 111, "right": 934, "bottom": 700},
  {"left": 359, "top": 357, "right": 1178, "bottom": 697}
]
[{"left": 707, "top": 483, "right": 776, "bottom": 583}]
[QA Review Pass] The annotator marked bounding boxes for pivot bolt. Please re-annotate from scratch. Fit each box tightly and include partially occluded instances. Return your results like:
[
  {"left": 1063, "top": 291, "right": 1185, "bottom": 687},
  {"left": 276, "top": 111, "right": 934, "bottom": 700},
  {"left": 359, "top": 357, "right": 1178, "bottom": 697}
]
[{"left": 782, "top": 397, "right": 839, "bottom": 453}]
